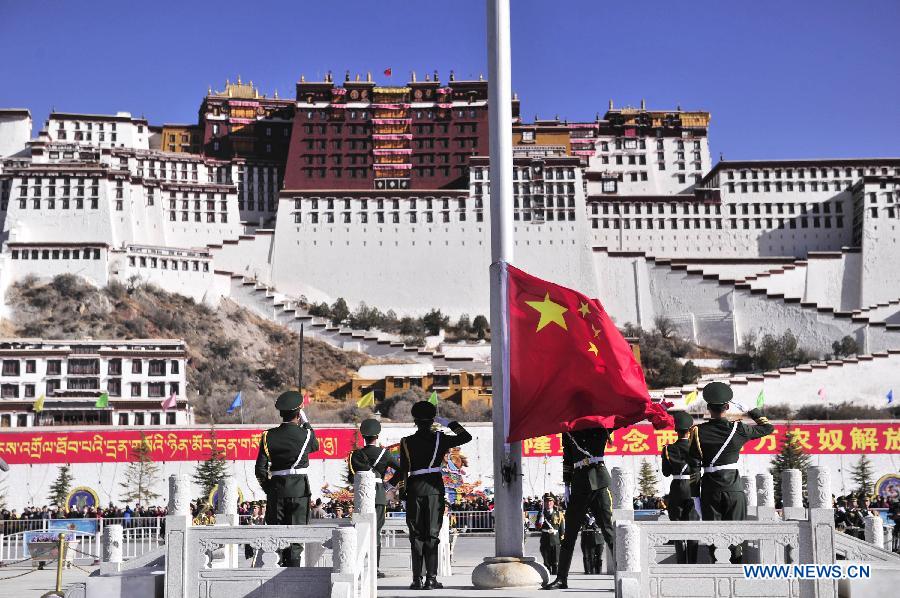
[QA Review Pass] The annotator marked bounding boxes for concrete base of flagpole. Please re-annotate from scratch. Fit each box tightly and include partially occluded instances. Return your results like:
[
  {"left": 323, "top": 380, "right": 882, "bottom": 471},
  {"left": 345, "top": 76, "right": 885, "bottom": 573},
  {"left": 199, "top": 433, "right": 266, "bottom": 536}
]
[{"left": 471, "top": 556, "right": 548, "bottom": 589}]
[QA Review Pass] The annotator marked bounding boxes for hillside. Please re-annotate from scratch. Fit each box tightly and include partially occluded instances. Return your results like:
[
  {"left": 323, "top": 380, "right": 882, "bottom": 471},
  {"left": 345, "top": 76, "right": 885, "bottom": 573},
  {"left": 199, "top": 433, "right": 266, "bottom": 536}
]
[{"left": 4, "top": 274, "right": 369, "bottom": 423}]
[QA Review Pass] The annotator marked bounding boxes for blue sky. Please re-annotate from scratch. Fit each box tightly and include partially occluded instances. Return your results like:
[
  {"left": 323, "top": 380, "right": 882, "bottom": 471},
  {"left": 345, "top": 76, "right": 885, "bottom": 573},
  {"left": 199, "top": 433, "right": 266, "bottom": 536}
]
[{"left": 1, "top": 0, "right": 898, "bottom": 160}]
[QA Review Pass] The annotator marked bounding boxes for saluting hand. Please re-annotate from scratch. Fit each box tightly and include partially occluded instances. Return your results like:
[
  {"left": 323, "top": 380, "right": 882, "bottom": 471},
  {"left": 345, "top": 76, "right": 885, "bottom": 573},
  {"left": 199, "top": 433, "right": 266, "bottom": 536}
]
[{"left": 434, "top": 416, "right": 451, "bottom": 427}]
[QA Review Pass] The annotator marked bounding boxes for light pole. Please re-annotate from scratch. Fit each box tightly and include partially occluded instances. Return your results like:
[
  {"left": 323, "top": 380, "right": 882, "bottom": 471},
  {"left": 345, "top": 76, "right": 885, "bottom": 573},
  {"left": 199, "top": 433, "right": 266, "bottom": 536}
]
[{"left": 472, "top": 0, "right": 547, "bottom": 588}]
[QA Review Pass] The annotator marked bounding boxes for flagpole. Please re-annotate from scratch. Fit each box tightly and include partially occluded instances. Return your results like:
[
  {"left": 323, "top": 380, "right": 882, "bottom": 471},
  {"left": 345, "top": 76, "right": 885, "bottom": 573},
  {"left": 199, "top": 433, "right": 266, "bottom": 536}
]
[
  {"left": 473, "top": 0, "right": 544, "bottom": 588},
  {"left": 299, "top": 324, "right": 304, "bottom": 392}
]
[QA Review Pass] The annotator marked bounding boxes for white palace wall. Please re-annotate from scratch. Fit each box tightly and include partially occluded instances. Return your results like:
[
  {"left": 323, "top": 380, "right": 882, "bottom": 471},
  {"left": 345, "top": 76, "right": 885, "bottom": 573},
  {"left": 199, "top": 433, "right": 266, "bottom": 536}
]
[
  {"left": 0, "top": 422, "right": 896, "bottom": 512},
  {"left": 803, "top": 251, "right": 862, "bottom": 311}
]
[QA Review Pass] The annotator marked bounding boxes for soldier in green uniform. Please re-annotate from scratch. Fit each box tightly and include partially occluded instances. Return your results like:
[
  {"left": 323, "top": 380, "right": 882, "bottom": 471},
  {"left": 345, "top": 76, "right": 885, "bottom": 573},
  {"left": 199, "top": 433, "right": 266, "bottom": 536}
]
[
  {"left": 254, "top": 390, "right": 319, "bottom": 566},
  {"left": 399, "top": 400, "right": 472, "bottom": 590},
  {"left": 348, "top": 418, "right": 401, "bottom": 578},
  {"left": 688, "top": 382, "right": 774, "bottom": 563},
  {"left": 543, "top": 426, "right": 615, "bottom": 590},
  {"left": 661, "top": 410, "right": 700, "bottom": 564},
  {"left": 580, "top": 513, "right": 602, "bottom": 574},
  {"left": 536, "top": 493, "right": 564, "bottom": 575}
]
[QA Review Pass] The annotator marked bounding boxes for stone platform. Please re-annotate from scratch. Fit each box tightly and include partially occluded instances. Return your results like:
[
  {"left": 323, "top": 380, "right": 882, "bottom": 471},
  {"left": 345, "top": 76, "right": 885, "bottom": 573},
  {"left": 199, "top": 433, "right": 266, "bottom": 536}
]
[{"left": 378, "top": 536, "right": 614, "bottom": 597}]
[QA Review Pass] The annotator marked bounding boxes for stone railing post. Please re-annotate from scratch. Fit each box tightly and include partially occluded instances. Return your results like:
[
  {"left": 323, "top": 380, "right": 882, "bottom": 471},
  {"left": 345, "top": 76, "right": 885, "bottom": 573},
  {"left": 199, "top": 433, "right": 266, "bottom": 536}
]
[
  {"left": 353, "top": 471, "right": 377, "bottom": 515},
  {"left": 742, "top": 475, "right": 757, "bottom": 519},
  {"left": 332, "top": 526, "right": 357, "bottom": 574},
  {"left": 352, "top": 471, "right": 378, "bottom": 595},
  {"left": 99, "top": 524, "right": 123, "bottom": 575},
  {"left": 806, "top": 466, "right": 837, "bottom": 598},
  {"left": 164, "top": 474, "right": 191, "bottom": 598},
  {"left": 611, "top": 467, "right": 634, "bottom": 522},
  {"left": 615, "top": 522, "right": 641, "bottom": 598},
  {"left": 781, "top": 469, "right": 805, "bottom": 520},
  {"left": 214, "top": 477, "right": 238, "bottom": 567},
  {"left": 756, "top": 472, "right": 777, "bottom": 520},
  {"left": 864, "top": 515, "right": 884, "bottom": 549}
]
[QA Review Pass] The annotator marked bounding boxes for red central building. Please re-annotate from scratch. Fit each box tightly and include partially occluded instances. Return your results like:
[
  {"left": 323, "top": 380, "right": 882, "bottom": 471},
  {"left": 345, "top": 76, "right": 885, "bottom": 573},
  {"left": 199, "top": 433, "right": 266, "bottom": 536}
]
[{"left": 283, "top": 71, "right": 519, "bottom": 192}]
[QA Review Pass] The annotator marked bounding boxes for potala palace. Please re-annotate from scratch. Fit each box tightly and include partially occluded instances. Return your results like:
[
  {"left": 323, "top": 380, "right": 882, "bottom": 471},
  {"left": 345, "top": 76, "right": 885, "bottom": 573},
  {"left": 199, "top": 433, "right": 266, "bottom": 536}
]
[{"left": 1, "top": 72, "right": 899, "bottom": 365}]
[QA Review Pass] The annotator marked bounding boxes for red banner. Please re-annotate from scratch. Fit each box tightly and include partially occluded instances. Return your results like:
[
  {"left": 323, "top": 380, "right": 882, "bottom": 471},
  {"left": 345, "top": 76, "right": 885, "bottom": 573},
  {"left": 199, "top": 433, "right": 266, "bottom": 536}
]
[
  {"left": 0, "top": 428, "right": 360, "bottom": 465},
  {"left": 0, "top": 422, "right": 898, "bottom": 465},
  {"left": 521, "top": 423, "right": 900, "bottom": 457}
]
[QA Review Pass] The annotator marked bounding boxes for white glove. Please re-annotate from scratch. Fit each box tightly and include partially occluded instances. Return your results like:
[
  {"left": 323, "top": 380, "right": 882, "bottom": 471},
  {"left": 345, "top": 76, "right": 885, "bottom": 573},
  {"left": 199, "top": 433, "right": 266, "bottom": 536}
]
[
  {"left": 434, "top": 416, "right": 451, "bottom": 427},
  {"left": 299, "top": 409, "right": 309, "bottom": 424},
  {"left": 564, "top": 485, "right": 571, "bottom": 503}
]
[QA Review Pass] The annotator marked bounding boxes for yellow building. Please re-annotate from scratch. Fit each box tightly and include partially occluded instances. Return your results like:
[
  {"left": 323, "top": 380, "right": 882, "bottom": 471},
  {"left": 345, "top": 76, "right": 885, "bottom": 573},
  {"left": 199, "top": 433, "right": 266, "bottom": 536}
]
[{"left": 160, "top": 124, "right": 202, "bottom": 154}]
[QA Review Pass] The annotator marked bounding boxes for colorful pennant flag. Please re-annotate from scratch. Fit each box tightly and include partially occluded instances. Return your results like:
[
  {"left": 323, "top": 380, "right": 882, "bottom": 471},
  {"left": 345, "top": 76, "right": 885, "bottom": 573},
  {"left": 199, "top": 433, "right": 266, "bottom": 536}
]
[
  {"left": 226, "top": 392, "right": 242, "bottom": 414},
  {"left": 33, "top": 394, "right": 45, "bottom": 413},
  {"left": 302, "top": 391, "right": 311, "bottom": 407},
  {"left": 817, "top": 388, "right": 826, "bottom": 400},
  {"left": 95, "top": 392, "right": 109, "bottom": 408},
  {"left": 383, "top": 67, "right": 392, "bottom": 77},
  {"left": 357, "top": 391, "right": 375, "bottom": 409},
  {"left": 428, "top": 391, "right": 439, "bottom": 406},
  {"left": 684, "top": 390, "right": 698, "bottom": 406},
  {"left": 756, "top": 389, "right": 766, "bottom": 409},
  {"left": 888, "top": 390, "right": 894, "bottom": 405},
  {"left": 161, "top": 392, "right": 177, "bottom": 410}
]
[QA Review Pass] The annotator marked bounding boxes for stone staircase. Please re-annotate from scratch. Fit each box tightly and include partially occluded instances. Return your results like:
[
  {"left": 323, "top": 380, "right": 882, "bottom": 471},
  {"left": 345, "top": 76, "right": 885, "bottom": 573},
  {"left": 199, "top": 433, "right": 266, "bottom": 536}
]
[{"left": 222, "top": 272, "right": 488, "bottom": 370}]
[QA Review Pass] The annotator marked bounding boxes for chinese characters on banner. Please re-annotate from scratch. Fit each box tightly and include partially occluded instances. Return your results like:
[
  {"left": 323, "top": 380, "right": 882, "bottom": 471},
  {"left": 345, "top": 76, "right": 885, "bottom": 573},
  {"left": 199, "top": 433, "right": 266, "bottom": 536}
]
[
  {"left": 520, "top": 423, "right": 900, "bottom": 457},
  {"left": 0, "top": 423, "right": 898, "bottom": 465}
]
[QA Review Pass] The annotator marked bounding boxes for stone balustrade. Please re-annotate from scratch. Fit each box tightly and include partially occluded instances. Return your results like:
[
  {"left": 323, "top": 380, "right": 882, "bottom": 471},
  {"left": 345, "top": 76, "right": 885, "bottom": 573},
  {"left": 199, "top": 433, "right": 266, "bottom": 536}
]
[{"left": 615, "top": 466, "right": 840, "bottom": 598}]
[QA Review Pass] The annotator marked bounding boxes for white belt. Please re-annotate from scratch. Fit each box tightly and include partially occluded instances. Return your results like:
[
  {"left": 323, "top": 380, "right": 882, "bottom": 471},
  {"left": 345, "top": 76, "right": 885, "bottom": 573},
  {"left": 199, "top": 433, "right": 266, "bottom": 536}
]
[
  {"left": 375, "top": 479, "right": 383, "bottom": 484},
  {"left": 409, "top": 466, "right": 442, "bottom": 477},
  {"left": 672, "top": 475, "right": 691, "bottom": 480},
  {"left": 271, "top": 468, "right": 309, "bottom": 476},
  {"left": 574, "top": 456, "right": 605, "bottom": 469},
  {"left": 703, "top": 464, "right": 739, "bottom": 473},
  {"left": 542, "top": 529, "right": 558, "bottom": 534}
]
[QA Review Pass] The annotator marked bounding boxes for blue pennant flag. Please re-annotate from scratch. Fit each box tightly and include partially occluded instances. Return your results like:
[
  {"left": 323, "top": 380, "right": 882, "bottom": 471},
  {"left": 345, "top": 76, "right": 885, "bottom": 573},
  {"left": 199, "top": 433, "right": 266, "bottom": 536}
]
[
  {"left": 226, "top": 392, "right": 242, "bottom": 414},
  {"left": 888, "top": 390, "right": 894, "bottom": 405}
]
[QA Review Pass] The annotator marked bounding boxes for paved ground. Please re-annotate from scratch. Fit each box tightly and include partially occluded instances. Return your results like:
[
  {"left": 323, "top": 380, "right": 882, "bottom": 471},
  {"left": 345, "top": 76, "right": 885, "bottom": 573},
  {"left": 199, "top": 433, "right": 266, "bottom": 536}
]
[
  {"left": 378, "top": 536, "right": 614, "bottom": 597},
  {"left": 0, "top": 535, "right": 614, "bottom": 596},
  {"left": 0, "top": 562, "right": 98, "bottom": 596}
]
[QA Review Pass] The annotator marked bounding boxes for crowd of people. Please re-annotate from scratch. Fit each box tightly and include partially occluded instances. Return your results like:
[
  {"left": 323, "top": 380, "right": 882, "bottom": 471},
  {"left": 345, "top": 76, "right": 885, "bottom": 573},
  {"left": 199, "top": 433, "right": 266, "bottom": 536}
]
[{"left": 833, "top": 493, "right": 900, "bottom": 543}]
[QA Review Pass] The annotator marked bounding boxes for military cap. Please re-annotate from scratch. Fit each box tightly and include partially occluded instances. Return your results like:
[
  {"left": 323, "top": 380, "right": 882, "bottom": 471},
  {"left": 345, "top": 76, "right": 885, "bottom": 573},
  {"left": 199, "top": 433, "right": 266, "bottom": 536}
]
[
  {"left": 542, "top": 492, "right": 556, "bottom": 501},
  {"left": 671, "top": 411, "right": 694, "bottom": 431},
  {"left": 702, "top": 382, "right": 733, "bottom": 405},
  {"left": 275, "top": 390, "right": 303, "bottom": 411},
  {"left": 359, "top": 418, "right": 381, "bottom": 436},
  {"left": 411, "top": 400, "right": 437, "bottom": 420}
]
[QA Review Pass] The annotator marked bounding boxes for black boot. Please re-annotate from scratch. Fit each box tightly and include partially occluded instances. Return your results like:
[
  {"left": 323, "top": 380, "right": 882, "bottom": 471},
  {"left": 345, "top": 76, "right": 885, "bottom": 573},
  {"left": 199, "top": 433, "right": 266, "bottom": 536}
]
[
  {"left": 424, "top": 577, "right": 444, "bottom": 589},
  {"left": 409, "top": 578, "right": 424, "bottom": 590},
  {"left": 542, "top": 547, "right": 572, "bottom": 589}
]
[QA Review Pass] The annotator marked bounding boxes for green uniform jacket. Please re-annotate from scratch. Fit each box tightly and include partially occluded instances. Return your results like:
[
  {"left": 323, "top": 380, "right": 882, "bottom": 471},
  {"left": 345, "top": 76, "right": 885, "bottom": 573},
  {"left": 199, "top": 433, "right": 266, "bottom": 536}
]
[
  {"left": 661, "top": 438, "right": 700, "bottom": 502},
  {"left": 399, "top": 422, "right": 472, "bottom": 497},
  {"left": 537, "top": 508, "right": 565, "bottom": 539},
  {"left": 348, "top": 444, "right": 402, "bottom": 506},
  {"left": 255, "top": 421, "right": 319, "bottom": 498},
  {"left": 562, "top": 428, "right": 613, "bottom": 493},
  {"left": 688, "top": 409, "right": 774, "bottom": 492}
]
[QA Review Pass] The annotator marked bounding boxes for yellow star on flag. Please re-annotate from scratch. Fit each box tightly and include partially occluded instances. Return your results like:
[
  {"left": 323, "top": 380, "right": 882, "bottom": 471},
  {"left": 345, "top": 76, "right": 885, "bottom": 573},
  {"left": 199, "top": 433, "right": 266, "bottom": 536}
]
[
  {"left": 525, "top": 292, "right": 568, "bottom": 332},
  {"left": 588, "top": 341, "right": 599, "bottom": 356},
  {"left": 591, "top": 323, "right": 602, "bottom": 339},
  {"left": 578, "top": 301, "right": 590, "bottom": 317}
]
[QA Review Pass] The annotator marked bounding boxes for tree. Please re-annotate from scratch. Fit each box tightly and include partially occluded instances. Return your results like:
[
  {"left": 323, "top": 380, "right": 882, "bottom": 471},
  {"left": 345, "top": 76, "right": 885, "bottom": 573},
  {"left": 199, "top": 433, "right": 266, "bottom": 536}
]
[
  {"left": 769, "top": 425, "right": 812, "bottom": 504},
  {"left": 849, "top": 454, "right": 875, "bottom": 496},
  {"left": 119, "top": 435, "right": 162, "bottom": 506},
  {"left": 193, "top": 426, "right": 230, "bottom": 503},
  {"left": 454, "top": 314, "right": 472, "bottom": 336},
  {"left": 330, "top": 298, "right": 350, "bottom": 326},
  {"left": 638, "top": 459, "right": 659, "bottom": 497},
  {"left": 472, "top": 315, "right": 490, "bottom": 339},
  {"left": 832, "top": 335, "right": 859, "bottom": 358},
  {"left": 422, "top": 309, "right": 450, "bottom": 336},
  {"left": 49, "top": 465, "right": 74, "bottom": 509},
  {"left": 680, "top": 360, "right": 701, "bottom": 384},
  {"left": 653, "top": 316, "right": 677, "bottom": 339}
]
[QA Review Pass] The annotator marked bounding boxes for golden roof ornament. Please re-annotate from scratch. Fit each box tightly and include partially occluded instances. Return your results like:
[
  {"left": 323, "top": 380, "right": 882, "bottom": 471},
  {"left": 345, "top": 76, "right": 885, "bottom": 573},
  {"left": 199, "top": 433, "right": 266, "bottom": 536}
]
[{"left": 301, "top": 74, "right": 306, "bottom": 82}]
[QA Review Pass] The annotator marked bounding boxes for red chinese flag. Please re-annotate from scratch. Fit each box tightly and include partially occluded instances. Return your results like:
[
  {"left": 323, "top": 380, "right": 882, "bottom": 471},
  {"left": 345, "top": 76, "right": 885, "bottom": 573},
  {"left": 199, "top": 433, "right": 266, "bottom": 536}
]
[
  {"left": 506, "top": 263, "right": 672, "bottom": 442},
  {"left": 383, "top": 67, "right": 392, "bottom": 77}
]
